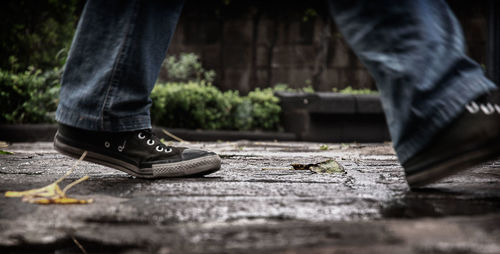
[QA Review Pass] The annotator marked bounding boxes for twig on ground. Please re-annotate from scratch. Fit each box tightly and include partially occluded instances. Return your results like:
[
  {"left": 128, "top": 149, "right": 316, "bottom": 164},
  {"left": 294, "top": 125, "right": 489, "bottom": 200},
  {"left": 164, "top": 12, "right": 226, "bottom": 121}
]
[
  {"left": 162, "top": 129, "right": 186, "bottom": 143},
  {"left": 72, "top": 236, "right": 88, "bottom": 254}
]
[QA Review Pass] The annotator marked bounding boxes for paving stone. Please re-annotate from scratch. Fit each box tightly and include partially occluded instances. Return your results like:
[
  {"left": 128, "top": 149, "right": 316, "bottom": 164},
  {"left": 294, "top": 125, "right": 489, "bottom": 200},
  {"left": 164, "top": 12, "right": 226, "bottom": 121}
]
[{"left": 0, "top": 141, "right": 499, "bottom": 253}]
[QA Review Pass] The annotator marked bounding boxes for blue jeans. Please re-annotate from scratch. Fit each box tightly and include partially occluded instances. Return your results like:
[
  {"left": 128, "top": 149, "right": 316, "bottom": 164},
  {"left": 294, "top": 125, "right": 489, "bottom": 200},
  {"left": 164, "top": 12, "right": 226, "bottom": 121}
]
[
  {"left": 327, "top": 0, "right": 496, "bottom": 163},
  {"left": 56, "top": 0, "right": 184, "bottom": 132},
  {"left": 56, "top": 0, "right": 496, "bottom": 164}
]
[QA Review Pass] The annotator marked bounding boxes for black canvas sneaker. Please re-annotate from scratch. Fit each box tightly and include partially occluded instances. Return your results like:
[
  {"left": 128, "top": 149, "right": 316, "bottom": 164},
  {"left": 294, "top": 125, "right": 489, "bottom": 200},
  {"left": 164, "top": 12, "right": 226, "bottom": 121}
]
[
  {"left": 54, "top": 124, "right": 221, "bottom": 178},
  {"left": 403, "top": 93, "right": 500, "bottom": 188}
]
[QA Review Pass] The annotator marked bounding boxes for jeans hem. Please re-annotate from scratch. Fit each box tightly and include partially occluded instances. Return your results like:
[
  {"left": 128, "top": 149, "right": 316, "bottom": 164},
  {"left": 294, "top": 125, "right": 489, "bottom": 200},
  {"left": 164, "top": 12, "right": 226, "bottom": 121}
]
[{"left": 56, "top": 104, "right": 152, "bottom": 132}]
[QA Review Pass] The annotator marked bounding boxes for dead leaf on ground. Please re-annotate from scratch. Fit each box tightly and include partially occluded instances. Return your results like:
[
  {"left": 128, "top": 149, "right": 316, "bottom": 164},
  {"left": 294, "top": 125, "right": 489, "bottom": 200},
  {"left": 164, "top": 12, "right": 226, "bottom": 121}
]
[
  {"left": 5, "top": 151, "right": 93, "bottom": 204},
  {"left": 291, "top": 159, "right": 345, "bottom": 174},
  {"left": 0, "top": 141, "right": 8, "bottom": 148}
]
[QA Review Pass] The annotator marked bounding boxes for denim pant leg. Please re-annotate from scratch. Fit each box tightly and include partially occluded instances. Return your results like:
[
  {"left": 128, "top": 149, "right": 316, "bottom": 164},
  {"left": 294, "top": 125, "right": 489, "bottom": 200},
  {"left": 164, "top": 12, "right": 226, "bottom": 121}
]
[
  {"left": 327, "top": 0, "right": 497, "bottom": 163},
  {"left": 56, "top": 0, "right": 183, "bottom": 132}
]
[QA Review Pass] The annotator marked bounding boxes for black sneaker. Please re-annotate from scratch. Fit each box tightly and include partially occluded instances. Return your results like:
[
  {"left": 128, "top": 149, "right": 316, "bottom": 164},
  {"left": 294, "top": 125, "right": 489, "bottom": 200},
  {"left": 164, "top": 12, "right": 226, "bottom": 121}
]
[
  {"left": 403, "top": 93, "right": 500, "bottom": 188},
  {"left": 53, "top": 124, "right": 221, "bottom": 178}
]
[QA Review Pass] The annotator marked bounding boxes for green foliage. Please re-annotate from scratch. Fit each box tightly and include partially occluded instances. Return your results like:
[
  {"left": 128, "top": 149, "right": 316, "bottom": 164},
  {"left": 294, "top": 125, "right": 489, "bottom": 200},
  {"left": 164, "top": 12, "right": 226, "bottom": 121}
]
[
  {"left": 151, "top": 82, "right": 282, "bottom": 131},
  {"left": 151, "top": 82, "right": 242, "bottom": 130},
  {"left": 301, "top": 85, "right": 315, "bottom": 93},
  {"left": 155, "top": 53, "right": 281, "bottom": 131},
  {"left": 247, "top": 88, "right": 281, "bottom": 130},
  {"left": 0, "top": 0, "right": 82, "bottom": 70},
  {"left": 302, "top": 8, "right": 318, "bottom": 22},
  {"left": 0, "top": 0, "right": 81, "bottom": 123},
  {"left": 272, "top": 83, "right": 295, "bottom": 92},
  {"left": 332, "top": 86, "right": 378, "bottom": 95},
  {"left": 162, "top": 53, "right": 216, "bottom": 83},
  {"left": 274, "top": 84, "right": 377, "bottom": 95},
  {"left": 272, "top": 83, "right": 315, "bottom": 93},
  {"left": 0, "top": 66, "right": 61, "bottom": 124}
]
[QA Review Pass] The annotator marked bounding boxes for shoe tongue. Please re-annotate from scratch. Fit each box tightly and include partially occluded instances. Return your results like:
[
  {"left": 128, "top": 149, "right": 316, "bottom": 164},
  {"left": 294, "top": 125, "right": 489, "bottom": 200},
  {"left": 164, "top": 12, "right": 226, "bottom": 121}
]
[
  {"left": 109, "top": 129, "right": 151, "bottom": 140},
  {"left": 140, "top": 129, "right": 153, "bottom": 134},
  {"left": 140, "top": 129, "right": 154, "bottom": 138}
]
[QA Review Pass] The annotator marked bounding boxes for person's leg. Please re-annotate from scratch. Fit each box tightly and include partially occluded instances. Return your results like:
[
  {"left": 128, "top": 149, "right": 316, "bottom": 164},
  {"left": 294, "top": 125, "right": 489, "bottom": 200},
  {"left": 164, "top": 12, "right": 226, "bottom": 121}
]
[
  {"left": 54, "top": 0, "right": 221, "bottom": 178},
  {"left": 327, "top": 0, "right": 500, "bottom": 186},
  {"left": 57, "top": 0, "right": 182, "bottom": 132}
]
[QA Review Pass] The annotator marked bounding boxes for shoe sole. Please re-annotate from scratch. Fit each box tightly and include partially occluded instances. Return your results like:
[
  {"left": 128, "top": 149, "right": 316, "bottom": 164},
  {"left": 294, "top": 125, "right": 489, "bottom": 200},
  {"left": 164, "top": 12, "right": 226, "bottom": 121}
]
[
  {"left": 406, "top": 137, "right": 500, "bottom": 188},
  {"left": 54, "top": 135, "right": 221, "bottom": 178}
]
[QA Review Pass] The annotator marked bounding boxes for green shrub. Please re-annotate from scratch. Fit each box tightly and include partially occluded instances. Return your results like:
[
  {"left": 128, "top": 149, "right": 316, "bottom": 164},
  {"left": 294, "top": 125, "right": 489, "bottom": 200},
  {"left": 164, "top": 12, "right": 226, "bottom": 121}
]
[
  {"left": 272, "top": 83, "right": 315, "bottom": 93},
  {"left": 155, "top": 53, "right": 281, "bottom": 131},
  {"left": 162, "top": 53, "right": 216, "bottom": 83},
  {"left": 151, "top": 82, "right": 234, "bottom": 130},
  {"left": 0, "top": 66, "right": 61, "bottom": 124},
  {"left": 247, "top": 88, "right": 281, "bottom": 130},
  {"left": 151, "top": 82, "right": 282, "bottom": 131},
  {"left": 332, "top": 86, "right": 378, "bottom": 95},
  {"left": 232, "top": 97, "right": 253, "bottom": 131}
]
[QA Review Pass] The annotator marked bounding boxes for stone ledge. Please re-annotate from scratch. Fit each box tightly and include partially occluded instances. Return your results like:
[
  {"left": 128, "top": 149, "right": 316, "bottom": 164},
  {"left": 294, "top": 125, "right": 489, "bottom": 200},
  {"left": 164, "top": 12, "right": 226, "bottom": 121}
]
[
  {"left": 275, "top": 92, "right": 390, "bottom": 142},
  {"left": 0, "top": 124, "right": 296, "bottom": 143},
  {"left": 275, "top": 92, "right": 383, "bottom": 114}
]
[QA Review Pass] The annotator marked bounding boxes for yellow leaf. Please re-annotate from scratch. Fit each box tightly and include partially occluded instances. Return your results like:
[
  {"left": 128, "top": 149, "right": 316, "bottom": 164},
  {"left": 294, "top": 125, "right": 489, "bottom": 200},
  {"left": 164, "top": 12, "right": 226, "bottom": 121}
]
[
  {"left": 5, "top": 183, "right": 62, "bottom": 198},
  {"left": 29, "top": 197, "right": 93, "bottom": 205},
  {"left": 0, "top": 141, "right": 8, "bottom": 148},
  {"left": 4, "top": 151, "right": 93, "bottom": 205}
]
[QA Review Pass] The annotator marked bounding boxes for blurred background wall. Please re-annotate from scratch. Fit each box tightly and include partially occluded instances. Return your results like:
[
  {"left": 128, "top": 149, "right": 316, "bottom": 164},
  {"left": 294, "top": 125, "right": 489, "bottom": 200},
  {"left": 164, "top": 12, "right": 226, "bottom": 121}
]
[
  {"left": 164, "top": 0, "right": 489, "bottom": 93},
  {"left": 0, "top": 0, "right": 490, "bottom": 93}
]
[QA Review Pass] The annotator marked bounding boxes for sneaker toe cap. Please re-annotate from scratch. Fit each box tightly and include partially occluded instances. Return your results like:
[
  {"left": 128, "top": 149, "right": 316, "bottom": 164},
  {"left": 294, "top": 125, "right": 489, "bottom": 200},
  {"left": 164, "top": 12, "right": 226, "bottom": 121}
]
[{"left": 181, "top": 148, "right": 216, "bottom": 160}]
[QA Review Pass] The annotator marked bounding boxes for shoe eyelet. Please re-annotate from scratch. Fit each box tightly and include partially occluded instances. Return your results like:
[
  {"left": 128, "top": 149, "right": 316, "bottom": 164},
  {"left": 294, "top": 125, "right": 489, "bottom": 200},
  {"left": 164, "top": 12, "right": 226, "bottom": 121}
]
[
  {"left": 138, "top": 132, "right": 146, "bottom": 139},
  {"left": 495, "top": 104, "right": 500, "bottom": 114},
  {"left": 147, "top": 139, "right": 155, "bottom": 146},
  {"left": 165, "top": 148, "right": 172, "bottom": 153},
  {"left": 104, "top": 141, "right": 110, "bottom": 148},
  {"left": 117, "top": 141, "right": 126, "bottom": 152},
  {"left": 465, "top": 101, "right": 479, "bottom": 114},
  {"left": 155, "top": 146, "right": 164, "bottom": 152},
  {"left": 481, "top": 103, "right": 495, "bottom": 114}
]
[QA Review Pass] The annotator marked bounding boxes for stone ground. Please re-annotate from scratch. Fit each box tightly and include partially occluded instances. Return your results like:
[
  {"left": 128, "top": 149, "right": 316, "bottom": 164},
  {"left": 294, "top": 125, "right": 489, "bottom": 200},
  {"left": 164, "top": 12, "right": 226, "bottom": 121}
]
[{"left": 0, "top": 141, "right": 499, "bottom": 254}]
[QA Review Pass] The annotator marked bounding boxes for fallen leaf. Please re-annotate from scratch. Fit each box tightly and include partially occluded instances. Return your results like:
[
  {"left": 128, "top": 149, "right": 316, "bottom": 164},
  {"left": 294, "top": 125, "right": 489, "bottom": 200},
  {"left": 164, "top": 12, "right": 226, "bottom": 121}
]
[
  {"left": 0, "top": 150, "right": 13, "bottom": 155},
  {"left": 309, "top": 159, "right": 345, "bottom": 174},
  {"left": 290, "top": 163, "right": 315, "bottom": 170},
  {"left": 5, "top": 151, "right": 93, "bottom": 204},
  {"left": 6, "top": 182, "right": 63, "bottom": 198},
  {"left": 0, "top": 141, "right": 8, "bottom": 148},
  {"left": 291, "top": 159, "right": 345, "bottom": 174},
  {"left": 29, "top": 196, "right": 92, "bottom": 205},
  {"left": 319, "top": 144, "right": 329, "bottom": 150}
]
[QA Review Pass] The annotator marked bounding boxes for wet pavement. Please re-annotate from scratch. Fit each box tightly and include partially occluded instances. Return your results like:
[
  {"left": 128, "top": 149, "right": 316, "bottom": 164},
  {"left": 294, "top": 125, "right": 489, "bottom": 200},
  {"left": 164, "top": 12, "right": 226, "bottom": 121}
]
[{"left": 0, "top": 141, "right": 499, "bottom": 253}]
